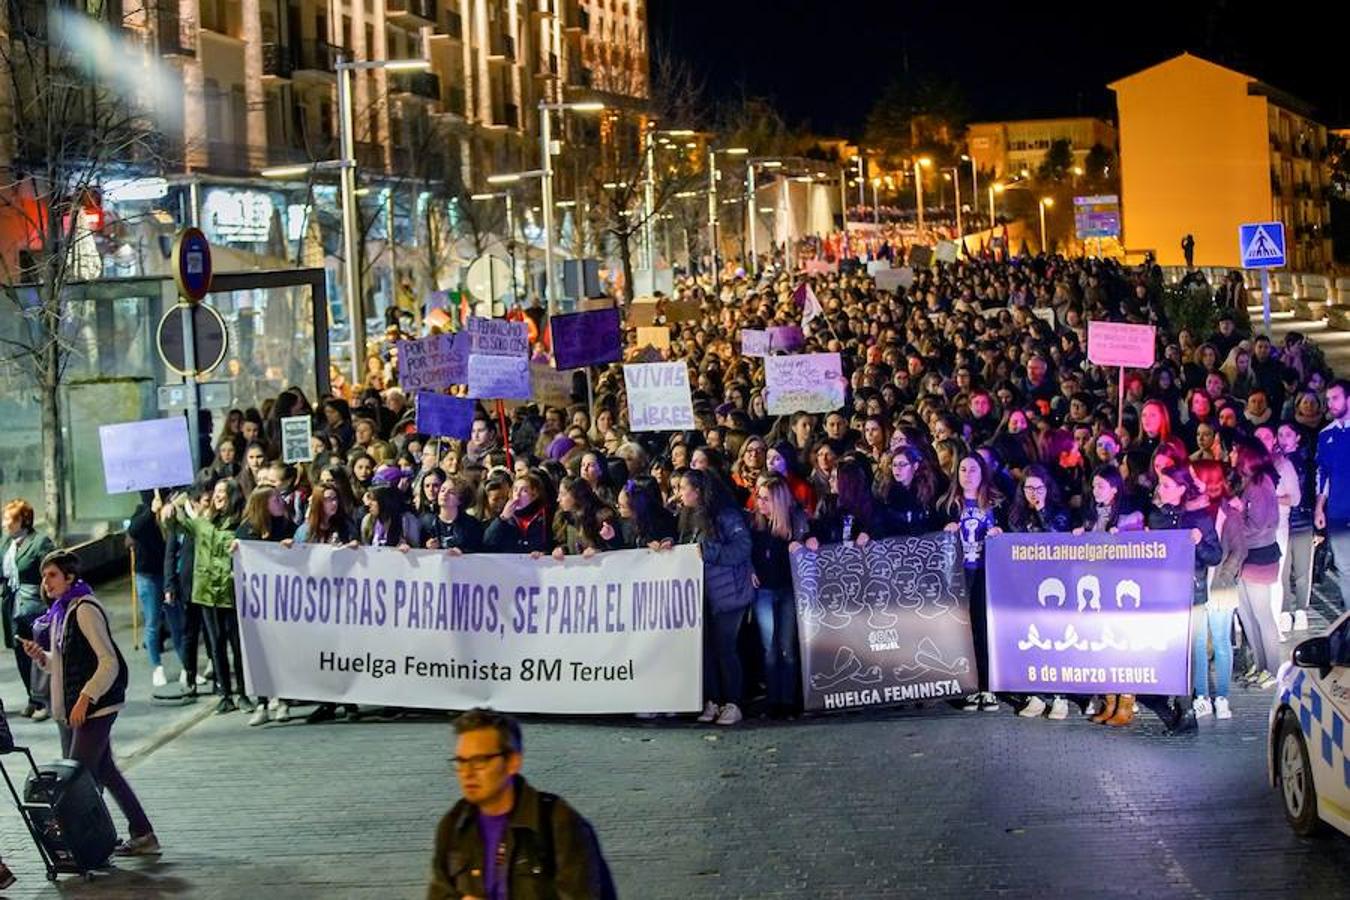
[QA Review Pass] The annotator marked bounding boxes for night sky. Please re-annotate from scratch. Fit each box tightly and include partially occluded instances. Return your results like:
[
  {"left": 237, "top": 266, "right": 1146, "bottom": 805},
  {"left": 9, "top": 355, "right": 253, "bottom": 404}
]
[{"left": 649, "top": 0, "right": 1348, "bottom": 136}]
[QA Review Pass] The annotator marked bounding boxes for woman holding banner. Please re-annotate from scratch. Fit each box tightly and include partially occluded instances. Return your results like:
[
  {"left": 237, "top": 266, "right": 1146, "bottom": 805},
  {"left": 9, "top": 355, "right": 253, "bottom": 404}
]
[
  {"left": 485, "top": 474, "right": 553, "bottom": 555},
  {"left": 679, "top": 469, "right": 753, "bottom": 727},
  {"left": 236, "top": 487, "right": 297, "bottom": 726},
  {"left": 1227, "top": 437, "right": 1283, "bottom": 688},
  {"left": 552, "top": 479, "right": 621, "bottom": 558},
  {"left": 422, "top": 478, "right": 484, "bottom": 554},
  {"left": 875, "top": 447, "right": 938, "bottom": 537},
  {"left": 753, "top": 475, "right": 809, "bottom": 718},
  {"left": 940, "top": 454, "right": 1004, "bottom": 714},
  {"left": 616, "top": 477, "right": 677, "bottom": 549}
]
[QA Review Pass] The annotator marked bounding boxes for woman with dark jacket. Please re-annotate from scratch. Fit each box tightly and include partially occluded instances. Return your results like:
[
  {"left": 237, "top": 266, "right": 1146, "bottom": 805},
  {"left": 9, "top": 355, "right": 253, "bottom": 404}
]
[
  {"left": 678, "top": 469, "right": 753, "bottom": 726},
  {"left": 1127, "top": 464, "right": 1222, "bottom": 733},
  {"left": 2, "top": 499, "right": 55, "bottom": 719},
  {"left": 422, "top": 478, "right": 484, "bottom": 554},
  {"left": 810, "top": 458, "right": 883, "bottom": 547},
  {"left": 484, "top": 473, "right": 552, "bottom": 555},
  {"left": 875, "top": 447, "right": 937, "bottom": 537},
  {"left": 616, "top": 477, "right": 678, "bottom": 549},
  {"left": 751, "top": 474, "right": 810, "bottom": 717},
  {"left": 23, "top": 550, "right": 160, "bottom": 857},
  {"left": 127, "top": 490, "right": 184, "bottom": 690}
]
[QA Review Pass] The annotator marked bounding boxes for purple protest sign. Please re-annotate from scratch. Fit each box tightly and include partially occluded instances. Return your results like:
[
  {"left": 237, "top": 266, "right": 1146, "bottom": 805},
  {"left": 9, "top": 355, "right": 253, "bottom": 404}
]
[
  {"left": 398, "top": 333, "right": 466, "bottom": 391},
  {"left": 414, "top": 391, "right": 475, "bottom": 439},
  {"left": 985, "top": 530, "right": 1195, "bottom": 695},
  {"left": 767, "top": 325, "right": 804, "bottom": 352},
  {"left": 550, "top": 308, "right": 621, "bottom": 369}
]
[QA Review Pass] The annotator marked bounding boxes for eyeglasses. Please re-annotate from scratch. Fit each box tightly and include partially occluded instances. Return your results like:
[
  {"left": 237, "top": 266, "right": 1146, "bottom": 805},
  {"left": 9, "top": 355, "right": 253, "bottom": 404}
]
[
  {"left": 451, "top": 752, "right": 506, "bottom": 771},
  {"left": 1023, "top": 484, "right": 1048, "bottom": 495}
]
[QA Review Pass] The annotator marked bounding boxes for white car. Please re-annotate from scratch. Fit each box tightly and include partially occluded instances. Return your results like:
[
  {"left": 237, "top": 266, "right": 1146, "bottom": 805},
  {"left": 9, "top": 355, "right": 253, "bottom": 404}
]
[{"left": 1268, "top": 610, "right": 1350, "bottom": 838}]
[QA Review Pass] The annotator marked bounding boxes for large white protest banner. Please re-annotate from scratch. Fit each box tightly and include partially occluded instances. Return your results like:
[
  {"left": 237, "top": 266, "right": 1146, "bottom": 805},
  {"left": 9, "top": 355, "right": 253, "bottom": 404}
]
[
  {"left": 234, "top": 542, "right": 703, "bottom": 714},
  {"left": 764, "top": 352, "right": 846, "bottom": 415},
  {"left": 99, "top": 417, "right": 195, "bottom": 493},
  {"left": 623, "top": 362, "right": 694, "bottom": 432}
]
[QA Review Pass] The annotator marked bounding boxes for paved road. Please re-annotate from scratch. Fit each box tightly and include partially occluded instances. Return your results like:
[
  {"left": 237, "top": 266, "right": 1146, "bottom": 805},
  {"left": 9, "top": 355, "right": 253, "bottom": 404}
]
[{"left": 1, "top": 590, "right": 1347, "bottom": 899}]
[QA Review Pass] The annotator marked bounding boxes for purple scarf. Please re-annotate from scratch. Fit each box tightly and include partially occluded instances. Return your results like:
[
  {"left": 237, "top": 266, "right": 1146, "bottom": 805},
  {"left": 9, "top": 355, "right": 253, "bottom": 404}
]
[{"left": 33, "top": 579, "right": 95, "bottom": 653}]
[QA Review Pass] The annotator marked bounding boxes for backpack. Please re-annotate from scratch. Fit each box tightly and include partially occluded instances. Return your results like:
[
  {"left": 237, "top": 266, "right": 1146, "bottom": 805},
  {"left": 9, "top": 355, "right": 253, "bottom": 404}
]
[{"left": 538, "top": 792, "right": 618, "bottom": 900}]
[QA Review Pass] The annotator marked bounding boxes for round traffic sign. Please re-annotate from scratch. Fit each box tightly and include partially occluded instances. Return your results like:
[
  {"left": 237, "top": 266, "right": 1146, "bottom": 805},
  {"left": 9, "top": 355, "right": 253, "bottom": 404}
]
[
  {"left": 466, "top": 255, "right": 513, "bottom": 304},
  {"left": 172, "top": 227, "right": 213, "bottom": 302},
  {"left": 157, "top": 303, "right": 228, "bottom": 376}
]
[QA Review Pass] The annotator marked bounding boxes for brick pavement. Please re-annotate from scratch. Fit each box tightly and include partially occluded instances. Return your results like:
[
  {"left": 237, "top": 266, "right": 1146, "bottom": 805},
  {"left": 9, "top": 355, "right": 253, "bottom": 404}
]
[{"left": 0, "top": 587, "right": 1347, "bottom": 899}]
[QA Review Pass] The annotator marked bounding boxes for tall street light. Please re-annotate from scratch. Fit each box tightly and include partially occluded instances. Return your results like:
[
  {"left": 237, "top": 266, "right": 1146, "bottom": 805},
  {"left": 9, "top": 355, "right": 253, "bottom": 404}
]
[
  {"left": 745, "top": 158, "right": 781, "bottom": 276},
  {"left": 706, "top": 146, "right": 748, "bottom": 294},
  {"left": 988, "top": 182, "right": 1005, "bottom": 229},
  {"left": 1039, "top": 196, "right": 1054, "bottom": 254},
  {"left": 471, "top": 191, "right": 518, "bottom": 302},
  {"left": 641, "top": 127, "right": 696, "bottom": 273},
  {"left": 539, "top": 100, "right": 605, "bottom": 317},
  {"left": 870, "top": 177, "right": 881, "bottom": 225},
  {"left": 853, "top": 154, "right": 865, "bottom": 214},
  {"left": 961, "top": 153, "right": 979, "bottom": 226},
  {"left": 913, "top": 156, "right": 932, "bottom": 234},
  {"left": 944, "top": 167, "right": 963, "bottom": 236}
]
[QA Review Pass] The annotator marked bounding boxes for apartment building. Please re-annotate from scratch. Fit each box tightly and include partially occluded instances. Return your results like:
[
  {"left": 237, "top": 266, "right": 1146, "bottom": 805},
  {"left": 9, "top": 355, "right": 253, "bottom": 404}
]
[
  {"left": 1109, "top": 53, "right": 1333, "bottom": 271},
  {"left": 965, "top": 117, "right": 1117, "bottom": 180}
]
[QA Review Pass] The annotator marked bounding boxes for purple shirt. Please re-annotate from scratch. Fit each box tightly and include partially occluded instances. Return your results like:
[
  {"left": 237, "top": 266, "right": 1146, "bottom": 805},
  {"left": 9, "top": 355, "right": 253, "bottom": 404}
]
[{"left": 479, "top": 811, "right": 511, "bottom": 900}]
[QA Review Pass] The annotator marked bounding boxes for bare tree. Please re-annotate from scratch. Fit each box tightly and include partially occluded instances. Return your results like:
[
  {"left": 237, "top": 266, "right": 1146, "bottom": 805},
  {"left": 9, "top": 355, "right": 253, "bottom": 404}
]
[{"left": 0, "top": 2, "right": 169, "bottom": 540}]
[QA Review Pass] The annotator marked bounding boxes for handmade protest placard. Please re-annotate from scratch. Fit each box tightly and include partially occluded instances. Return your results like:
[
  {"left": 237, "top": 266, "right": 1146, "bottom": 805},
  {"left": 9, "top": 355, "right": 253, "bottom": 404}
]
[
  {"left": 791, "top": 533, "right": 977, "bottom": 712},
  {"left": 1087, "top": 321, "right": 1156, "bottom": 368},
  {"left": 663, "top": 299, "right": 701, "bottom": 323},
  {"left": 280, "top": 416, "right": 313, "bottom": 463},
  {"left": 99, "top": 417, "right": 195, "bottom": 493},
  {"left": 398, "top": 333, "right": 465, "bottom": 391},
  {"left": 909, "top": 245, "right": 933, "bottom": 268},
  {"left": 465, "top": 316, "right": 529, "bottom": 357},
  {"left": 764, "top": 352, "right": 845, "bottom": 415},
  {"left": 550, "top": 307, "right": 622, "bottom": 369},
  {"left": 935, "top": 240, "right": 958, "bottom": 263},
  {"left": 866, "top": 259, "right": 891, "bottom": 275},
  {"left": 985, "top": 531, "right": 1195, "bottom": 695},
  {"left": 623, "top": 362, "right": 694, "bottom": 432},
  {"left": 235, "top": 542, "right": 703, "bottom": 714},
  {"left": 635, "top": 326, "right": 670, "bottom": 351},
  {"left": 467, "top": 354, "right": 531, "bottom": 400},
  {"left": 766, "top": 325, "right": 804, "bottom": 352},
  {"left": 740, "top": 329, "right": 770, "bottom": 357},
  {"left": 531, "top": 364, "right": 575, "bottom": 408},
  {"left": 628, "top": 299, "right": 660, "bottom": 328},
  {"left": 415, "top": 391, "right": 475, "bottom": 439}
]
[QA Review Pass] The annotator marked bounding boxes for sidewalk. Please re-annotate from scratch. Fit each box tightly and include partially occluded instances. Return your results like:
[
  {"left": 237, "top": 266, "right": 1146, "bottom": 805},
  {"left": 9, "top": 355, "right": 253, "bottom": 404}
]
[{"left": 1, "top": 575, "right": 215, "bottom": 773}]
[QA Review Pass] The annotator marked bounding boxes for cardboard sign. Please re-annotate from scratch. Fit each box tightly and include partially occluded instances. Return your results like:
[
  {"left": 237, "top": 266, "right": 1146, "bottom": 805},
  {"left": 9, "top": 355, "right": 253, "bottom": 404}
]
[
  {"left": 804, "top": 259, "right": 836, "bottom": 275},
  {"left": 636, "top": 326, "right": 671, "bottom": 351},
  {"left": 628, "top": 299, "right": 659, "bottom": 328},
  {"left": 1087, "top": 321, "right": 1156, "bottom": 369},
  {"left": 909, "top": 246, "right": 933, "bottom": 269},
  {"left": 398, "top": 333, "right": 465, "bottom": 391},
  {"left": 280, "top": 415, "right": 313, "bottom": 464},
  {"left": 874, "top": 267, "right": 913, "bottom": 292},
  {"left": 740, "top": 329, "right": 770, "bottom": 357},
  {"left": 465, "top": 317, "right": 529, "bottom": 357},
  {"left": 767, "top": 325, "right": 805, "bottom": 352},
  {"left": 550, "top": 307, "right": 622, "bottom": 369},
  {"left": 467, "top": 354, "right": 531, "bottom": 399},
  {"left": 623, "top": 362, "right": 694, "bottom": 432},
  {"left": 531, "top": 364, "right": 576, "bottom": 409},
  {"left": 664, "top": 299, "right": 701, "bottom": 323},
  {"left": 935, "top": 240, "right": 958, "bottom": 263},
  {"left": 415, "top": 391, "right": 475, "bottom": 439},
  {"left": 764, "top": 352, "right": 846, "bottom": 415},
  {"left": 99, "top": 417, "right": 195, "bottom": 493},
  {"left": 866, "top": 259, "right": 891, "bottom": 275}
]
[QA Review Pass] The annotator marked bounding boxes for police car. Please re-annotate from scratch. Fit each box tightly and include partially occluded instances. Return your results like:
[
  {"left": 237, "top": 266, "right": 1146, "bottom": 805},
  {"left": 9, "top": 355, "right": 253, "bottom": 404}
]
[{"left": 1268, "top": 610, "right": 1350, "bottom": 838}]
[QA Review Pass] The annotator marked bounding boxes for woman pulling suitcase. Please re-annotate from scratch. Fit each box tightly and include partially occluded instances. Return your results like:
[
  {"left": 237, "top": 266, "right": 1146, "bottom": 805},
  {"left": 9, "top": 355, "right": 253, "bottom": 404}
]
[{"left": 20, "top": 550, "right": 161, "bottom": 859}]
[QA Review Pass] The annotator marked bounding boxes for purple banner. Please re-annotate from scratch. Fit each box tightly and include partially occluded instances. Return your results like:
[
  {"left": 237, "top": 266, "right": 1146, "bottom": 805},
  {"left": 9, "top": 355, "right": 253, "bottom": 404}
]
[
  {"left": 767, "top": 325, "right": 804, "bottom": 352},
  {"left": 550, "top": 308, "right": 621, "bottom": 370},
  {"left": 985, "top": 531, "right": 1195, "bottom": 695},
  {"left": 414, "top": 392, "right": 474, "bottom": 439}
]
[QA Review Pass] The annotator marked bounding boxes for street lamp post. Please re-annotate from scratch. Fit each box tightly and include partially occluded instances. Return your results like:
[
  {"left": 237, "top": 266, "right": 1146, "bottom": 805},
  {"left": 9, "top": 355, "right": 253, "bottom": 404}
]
[
  {"left": 706, "top": 146, "right": 748, "bottom": 294},
  {"left": 1039, "top": 196, "right": 1054, "bottom": 254},
  {"left": 470, "top": 191, "right": 518, "bottom": 302},
  {"left": 854, "top": 155, "right": 865, "bottom": 215},
  {"left": 944, "top": 167, "right": 963, "bottom": 236},
  {"left": 961, "top": 153, "right": 979, "bottom": 227},
  {"left": 871, "top": 178, "right": 881, "bottom": 225},
  {"left": 913, "top": 156, "right": 932, "bottom": 234},
  {"left": 745, "top": 159, "right": 781, "bottom": 277},
  {"left": 538, "top": 101, "right": 604, "bottom": 317}
]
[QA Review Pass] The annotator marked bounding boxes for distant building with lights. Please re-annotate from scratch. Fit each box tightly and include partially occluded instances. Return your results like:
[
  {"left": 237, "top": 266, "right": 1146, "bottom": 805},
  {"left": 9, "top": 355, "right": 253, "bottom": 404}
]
[
  {"left": 965, "top": 117, "right": 1117, "bottom": 180},
  {"left": 1108, "top": 52, "right": 1332, "bottom": 271}
]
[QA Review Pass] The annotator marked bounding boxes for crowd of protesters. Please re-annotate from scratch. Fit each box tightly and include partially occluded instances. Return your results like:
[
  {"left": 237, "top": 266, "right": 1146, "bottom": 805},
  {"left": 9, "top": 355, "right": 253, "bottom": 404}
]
[{"left": 5, "top": 248, "right": 1349, "bottom": 736}]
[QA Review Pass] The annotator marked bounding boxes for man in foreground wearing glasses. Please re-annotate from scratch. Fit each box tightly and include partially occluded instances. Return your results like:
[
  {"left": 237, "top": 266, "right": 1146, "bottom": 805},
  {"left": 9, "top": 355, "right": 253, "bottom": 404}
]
[{"left": 427, "top": 708, "right": 615, "bottom": 900}]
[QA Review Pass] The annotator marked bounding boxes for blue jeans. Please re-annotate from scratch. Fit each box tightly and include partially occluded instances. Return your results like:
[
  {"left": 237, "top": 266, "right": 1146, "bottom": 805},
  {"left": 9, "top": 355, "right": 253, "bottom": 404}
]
[
  {"left": 135, "top": 573, "right": 186, "bottom": 669},
  {"left": 1191, "top": 604, "right": 1234, "bottom": 698},
  {"left": 753, "top": 588, "right": 799, "bottom": 707}
]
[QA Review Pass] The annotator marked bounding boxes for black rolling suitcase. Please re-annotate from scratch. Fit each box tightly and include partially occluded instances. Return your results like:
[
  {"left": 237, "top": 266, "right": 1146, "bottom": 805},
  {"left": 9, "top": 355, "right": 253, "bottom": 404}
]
[{"left": 0, "top": 748, "right": 117, "bottom": 881}]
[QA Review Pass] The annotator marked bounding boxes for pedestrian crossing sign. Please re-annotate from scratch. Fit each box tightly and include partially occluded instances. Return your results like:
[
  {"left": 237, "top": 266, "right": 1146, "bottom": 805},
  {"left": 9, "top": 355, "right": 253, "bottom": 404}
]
[{"left": 1238, "top": 221, "right": 1286, "bottom": 269}]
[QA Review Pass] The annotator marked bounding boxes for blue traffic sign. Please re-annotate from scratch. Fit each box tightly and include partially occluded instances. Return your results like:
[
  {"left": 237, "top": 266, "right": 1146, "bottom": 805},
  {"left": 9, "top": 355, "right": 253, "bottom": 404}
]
[
  {"left": 1238, "top": 221, "right": 1285, "bottom": 269},
  {"left": 173, "top": 227, "right": 213, "bottom": 301}
]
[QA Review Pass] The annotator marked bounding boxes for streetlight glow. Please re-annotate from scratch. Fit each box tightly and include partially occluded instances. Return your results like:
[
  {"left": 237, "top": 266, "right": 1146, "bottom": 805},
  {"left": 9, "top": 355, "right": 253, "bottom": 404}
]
[
  {"left": 918, "top": 156, "right": 933, "bottom": 168},
  {"left": 724, "top": 147, "right": 750, "bottom": 156},
  {"left": 260, "top": 164, "right": 314, "bottom": 178},
  {"left": 1041, "top": 197, "right": 1054, "bottom": 207}
]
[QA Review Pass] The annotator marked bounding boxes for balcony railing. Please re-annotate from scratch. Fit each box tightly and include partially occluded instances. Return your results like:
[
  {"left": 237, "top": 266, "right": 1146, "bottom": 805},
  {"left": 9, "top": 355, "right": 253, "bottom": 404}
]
[
  {"left": 155, "top": 6, "right": 195, "bottom": 57},
  {"left": 293, "top": 40, "right": 343, "bottom": 75},
  {"left": 261, "top": 42, "right": 293, "bottom": 78},
  {"left": 387, "top": 0, "right": 437, "bottom": 26},
  {"left": 394, "top": 71, "right": 440, "bottom": 101}
]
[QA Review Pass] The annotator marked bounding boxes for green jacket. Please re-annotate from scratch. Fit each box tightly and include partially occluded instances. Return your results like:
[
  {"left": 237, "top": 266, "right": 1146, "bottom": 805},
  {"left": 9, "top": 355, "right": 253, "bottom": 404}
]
[
  {"left": 179, "top": 515, "right": 237, "bottom": 608},
  {"left": 1, "top": 529, "right": 56, "bottom": 646},
  {"left": 427, "top": 776, "right": 612, "bottom": 900}
]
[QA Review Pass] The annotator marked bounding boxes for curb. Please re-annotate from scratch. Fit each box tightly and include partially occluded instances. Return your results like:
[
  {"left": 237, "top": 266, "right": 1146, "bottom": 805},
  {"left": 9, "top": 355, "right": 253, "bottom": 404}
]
[{"left": 117, "top": 699, "right": 216, "bottom": 772}]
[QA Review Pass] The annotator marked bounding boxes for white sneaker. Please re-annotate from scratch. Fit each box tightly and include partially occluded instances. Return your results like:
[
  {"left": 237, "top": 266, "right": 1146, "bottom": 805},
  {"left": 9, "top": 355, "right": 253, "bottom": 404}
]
[
  {"left": 196, "top": 673, "right": 209, "bottom": 685},
  {"left": 1048, "top": 697, "right": 1070, "bottom": 720},
  {"left": 273, "top": 702, "right": 291, "bottom": 723},
  {"left": 248, "top": 705, "right": 269, "bottom": 726},
  {"left": 714, "top": 703, "right": 743, "bottom": 726},
  {"left": 1018, "top": 696, "right": 1047, "bottom": 718},
  {"left": 1085, "top": 698, "right": 1100, "bottom": 717},
  {"left": 1293, "top": 610, "right": 1309, "bottom": 632},
  {"left": 696, "top": 701, "right": 719, "bottom": 723},
  {"left": 151, "top": 666, "right": 167, "bottom": 688},
  {"left": 980, "top": 692, "right": 1000, "bottom": 712},
  {"left": 1278, "top": 611, "right": 1293, "bottom": 634},
  {"left": 178, "top": 670, "right": 188, "bottom": 688},
  {"left": 1192, "top": 697, "right": 1213, "bottom": 718},
  {"left": 1214, "top": 697, "right": 1232, "bottom": 719},
  {"left": 961, "top": 693, "right": 982, "bottom": 712}
]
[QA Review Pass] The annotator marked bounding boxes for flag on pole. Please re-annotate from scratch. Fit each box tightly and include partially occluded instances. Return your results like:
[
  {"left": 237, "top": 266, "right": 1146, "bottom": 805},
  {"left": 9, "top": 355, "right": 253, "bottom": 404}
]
[{"left": 794, "top": 282, "right": 823, "bottom": 335}]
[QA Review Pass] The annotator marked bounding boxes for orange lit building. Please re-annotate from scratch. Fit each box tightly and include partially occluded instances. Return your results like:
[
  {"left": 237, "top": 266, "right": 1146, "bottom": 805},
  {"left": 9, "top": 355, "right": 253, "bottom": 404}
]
[
  {"left": 965, "top": 117, "right": 1116, "bottom": 180},
  {"left": 1108, "top": 53, "right": 1332, "bottom": 271}
]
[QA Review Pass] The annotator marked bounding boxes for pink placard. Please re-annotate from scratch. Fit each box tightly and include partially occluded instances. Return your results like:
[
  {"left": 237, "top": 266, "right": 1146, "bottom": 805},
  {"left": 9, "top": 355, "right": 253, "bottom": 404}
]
[
  {"left": 804, "top": 259, "right": 837, "bottom": 275},
  {"left": 1087, "top": 321, "right": 1156, "bottom": 369}
]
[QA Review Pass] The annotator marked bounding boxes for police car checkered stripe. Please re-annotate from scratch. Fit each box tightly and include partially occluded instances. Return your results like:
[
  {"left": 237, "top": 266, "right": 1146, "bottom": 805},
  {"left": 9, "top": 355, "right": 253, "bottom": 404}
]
[{"left": 1283, "top": 669, "right": 1350, "bottom": 794}]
